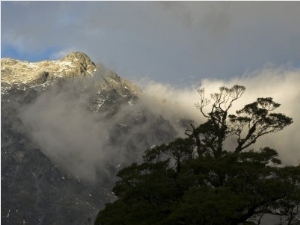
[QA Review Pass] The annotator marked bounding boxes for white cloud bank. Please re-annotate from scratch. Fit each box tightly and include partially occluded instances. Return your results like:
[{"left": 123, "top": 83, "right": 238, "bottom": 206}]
[
  {"left": 137, "top": 64, "right": 300, "bottom": 165},
  {"left": 20, "top": 65, "right": 300, "bottom": 182}
]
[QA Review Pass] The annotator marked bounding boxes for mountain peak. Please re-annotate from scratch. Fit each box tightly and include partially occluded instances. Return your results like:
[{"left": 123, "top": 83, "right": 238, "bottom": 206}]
[
  {"left": 61, "top": 52, "right": 96, "bottom": 70},
  {"left": 61, "top": 51, "right": 93, "bottom": 63},
  {"left": 1, "top": 52, "right": 97, "bottom": 85}
]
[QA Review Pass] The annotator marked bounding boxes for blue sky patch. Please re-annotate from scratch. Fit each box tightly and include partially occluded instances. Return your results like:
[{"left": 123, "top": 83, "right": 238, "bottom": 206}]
[{"left": 1, "top": 44, "right": 61, "bottom": 62}]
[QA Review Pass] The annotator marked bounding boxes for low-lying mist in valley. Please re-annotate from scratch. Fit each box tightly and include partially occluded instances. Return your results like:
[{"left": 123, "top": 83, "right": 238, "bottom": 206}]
[{"left": 19, "top": 65, "right": 300, "bottom": 183}]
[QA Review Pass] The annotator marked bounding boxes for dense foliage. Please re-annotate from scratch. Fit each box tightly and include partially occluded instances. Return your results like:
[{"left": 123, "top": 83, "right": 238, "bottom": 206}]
[{"left": 95, "top": 85, "right": 299, "bottom": 225}]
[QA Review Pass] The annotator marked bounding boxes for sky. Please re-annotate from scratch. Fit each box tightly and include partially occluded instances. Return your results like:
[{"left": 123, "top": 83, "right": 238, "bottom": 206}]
[
  {"left": 2, "top": 1, "right": 300, "bottom": 86},
  {"left": 2, "top": 1, "right": 300, "bottom": 177},
  {"left": 1, "top": 4, "right": 300, "bottom": 224}
]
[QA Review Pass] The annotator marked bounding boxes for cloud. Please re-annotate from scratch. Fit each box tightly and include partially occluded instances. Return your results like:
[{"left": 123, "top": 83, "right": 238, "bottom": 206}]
[
  {"left": 197, "top": 65, "right": 300, "bottom": 165},
  {"left": 19, "top": 73, "right": 182, "bottom": 182},
  {"left": 136, "top": 80, "right": 203, "bottom": 134},
  {"left": 133, "top": 65, "right": 300, "bottom": 166},
  {"left": 20, "top": 81, "right": 106, "bottom": 181},
  {"left": 2, "top": 2, "right": 300, "bottom": 86},
  {"left": 159, "top": 2, "right": 232, "bottom": 38},
  {"left": 19, "top": 65, "right": 300, "bottom": 184},
  {"left": 141, "top": 67, "right": 300, "bottom": 163}
]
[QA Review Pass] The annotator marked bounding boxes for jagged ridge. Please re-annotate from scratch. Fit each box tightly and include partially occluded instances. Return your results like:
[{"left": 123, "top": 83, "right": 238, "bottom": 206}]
[
  {"left": 1, "top": 52, "right": 140, "bottom": 98},
  {"left": 1, "top": 52, "right": 97, "bottom": 85},
  {"left": 1, "top": 52, "right": 177, "bottom": 225}
]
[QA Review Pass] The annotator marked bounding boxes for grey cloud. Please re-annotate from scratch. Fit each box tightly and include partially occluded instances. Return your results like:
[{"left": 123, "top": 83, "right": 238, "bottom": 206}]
[
  {"left": 3, "top": 2, "right": 300, "bottom": 86},
  {"left": 19, "top": 73, "right": 182, "bottom": 182},
  {"left": 159, "top": 2, "right": 232, "bottom": 38}
]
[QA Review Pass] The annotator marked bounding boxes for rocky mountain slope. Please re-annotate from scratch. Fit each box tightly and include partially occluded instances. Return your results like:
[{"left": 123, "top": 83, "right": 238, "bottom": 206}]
[
  {"left": 1, "top": 52, "right": 96, "bottom": 85},
  {"left": 1, "top": 52, "right": 178, "bottom": 225}
]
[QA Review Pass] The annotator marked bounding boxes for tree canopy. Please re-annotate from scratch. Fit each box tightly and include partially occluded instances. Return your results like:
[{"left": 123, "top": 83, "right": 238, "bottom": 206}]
[{"left": 95, "top": 85, "right": 299, "bottom": 225}]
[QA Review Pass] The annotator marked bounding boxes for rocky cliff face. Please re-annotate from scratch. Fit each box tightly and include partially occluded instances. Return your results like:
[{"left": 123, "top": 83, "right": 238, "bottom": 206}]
[{"left": 1, "top": 52, "right": 177, "bottom": 225}]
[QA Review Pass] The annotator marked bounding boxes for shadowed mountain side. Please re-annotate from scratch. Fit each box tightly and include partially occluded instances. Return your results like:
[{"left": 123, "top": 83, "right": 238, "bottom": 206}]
[{"left": 1, "top": 52, "right": 181, "bottom": 225}]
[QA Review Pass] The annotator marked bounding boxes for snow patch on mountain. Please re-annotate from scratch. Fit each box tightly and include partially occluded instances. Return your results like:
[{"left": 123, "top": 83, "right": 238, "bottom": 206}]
[{"left": 1, "top": 52, "right": 97, "bottom": 86}]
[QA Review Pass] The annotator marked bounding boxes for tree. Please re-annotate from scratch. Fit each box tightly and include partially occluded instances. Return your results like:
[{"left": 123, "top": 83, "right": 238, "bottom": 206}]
[{"left": 95, "top": 85, "right": 299, "bottom": 225}]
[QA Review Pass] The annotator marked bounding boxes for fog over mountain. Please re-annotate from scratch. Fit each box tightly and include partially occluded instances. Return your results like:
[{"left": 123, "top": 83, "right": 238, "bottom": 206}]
[
  {"left": 2, "top": 52, "right": 178, "bottom": 224},
  {"left": 17, "top": 60, "right": 300, "bottom": 182},
  {"left": 1, "top": 52, "right": 299, "bottom": 224}
]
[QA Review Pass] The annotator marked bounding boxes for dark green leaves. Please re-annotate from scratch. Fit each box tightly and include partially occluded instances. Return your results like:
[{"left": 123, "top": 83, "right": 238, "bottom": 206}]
[{"left": 95, "top": 85, "right": 298, "bottom": 225}]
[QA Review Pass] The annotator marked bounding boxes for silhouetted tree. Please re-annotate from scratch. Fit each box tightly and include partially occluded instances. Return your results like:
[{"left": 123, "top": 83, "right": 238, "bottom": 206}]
[{"left": 95, "top": 85, "right": 299, "bottom": 225}]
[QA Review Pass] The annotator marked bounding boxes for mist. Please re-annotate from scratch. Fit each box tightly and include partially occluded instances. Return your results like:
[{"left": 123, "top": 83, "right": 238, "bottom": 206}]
[{"left": 19, "top": 65, "right": 300, "bottom": 182}]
